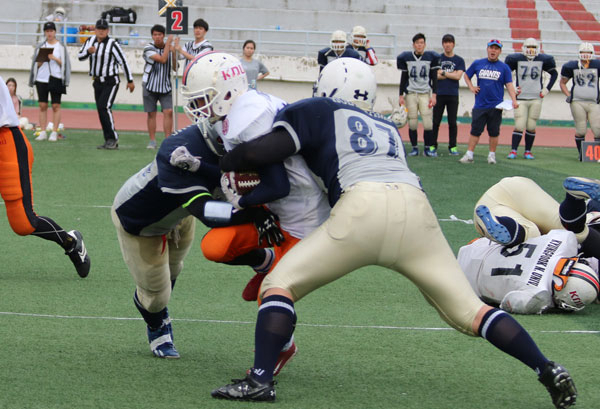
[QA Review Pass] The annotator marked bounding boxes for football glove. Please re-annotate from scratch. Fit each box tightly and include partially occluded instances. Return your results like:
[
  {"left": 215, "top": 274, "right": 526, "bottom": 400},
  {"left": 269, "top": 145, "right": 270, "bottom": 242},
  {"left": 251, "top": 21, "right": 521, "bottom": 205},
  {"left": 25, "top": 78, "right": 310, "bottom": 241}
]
[
  {"left": 253, "top": 208, "right": 284, "bottom": 247},
  {"left": 220, "top": 172, "right": 243, "bottom": 209},
  {"left": 170, "top": 146, "right": 201, "bottom": 172}
]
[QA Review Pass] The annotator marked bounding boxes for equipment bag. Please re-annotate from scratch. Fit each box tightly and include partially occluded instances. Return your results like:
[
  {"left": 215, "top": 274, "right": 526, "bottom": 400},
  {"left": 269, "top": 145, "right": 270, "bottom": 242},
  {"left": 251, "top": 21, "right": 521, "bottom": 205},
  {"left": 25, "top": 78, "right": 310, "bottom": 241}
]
[{"left": 101, "top": 7, "right": 137, "bottom": 24}]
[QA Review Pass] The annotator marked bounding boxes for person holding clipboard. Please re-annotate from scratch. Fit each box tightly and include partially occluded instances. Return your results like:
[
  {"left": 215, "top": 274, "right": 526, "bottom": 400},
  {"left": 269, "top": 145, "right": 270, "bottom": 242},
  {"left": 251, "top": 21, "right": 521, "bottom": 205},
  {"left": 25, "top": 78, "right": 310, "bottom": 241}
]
[{"left": 28, "top": 21, "right": 71, "bottom": 142}]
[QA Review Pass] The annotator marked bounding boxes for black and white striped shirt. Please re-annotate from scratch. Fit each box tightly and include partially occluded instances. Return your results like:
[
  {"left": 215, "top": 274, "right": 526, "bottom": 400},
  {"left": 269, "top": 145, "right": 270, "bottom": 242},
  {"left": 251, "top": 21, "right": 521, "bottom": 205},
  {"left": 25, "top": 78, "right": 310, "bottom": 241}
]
[
  {"left": 180, "top": 39, "right": 213, "bottom": 70},
  {"left": 78, "top": 35, "right": 134, "bottom": 83},
  {"left": 143, "top": 42, "right": 172, "bottom": 94}
]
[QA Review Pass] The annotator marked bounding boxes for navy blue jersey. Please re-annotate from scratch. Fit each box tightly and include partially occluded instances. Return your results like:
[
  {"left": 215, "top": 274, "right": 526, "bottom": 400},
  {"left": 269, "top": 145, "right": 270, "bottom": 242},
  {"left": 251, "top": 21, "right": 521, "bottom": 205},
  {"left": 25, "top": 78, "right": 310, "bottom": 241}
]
[
  {"left": 505, "top": 53, "right": 557, "bottom": 100},
  {"left": 114, "top": 125, "right": 221, "bottom": 236},
  {"left": 317, "top": 46, "right": 362, "bottom": 71},
  {"left": 273, "top": 97, "right": 421, "bottom": 206},
  {"left": 561, "top": 59, "right": 600, "bottom": 102},
  {"left": 437, "top": 54, "right": 466, "bottom": 96},
  {"left": 396, "top": 51, "right": 441, "bottom": 93}
]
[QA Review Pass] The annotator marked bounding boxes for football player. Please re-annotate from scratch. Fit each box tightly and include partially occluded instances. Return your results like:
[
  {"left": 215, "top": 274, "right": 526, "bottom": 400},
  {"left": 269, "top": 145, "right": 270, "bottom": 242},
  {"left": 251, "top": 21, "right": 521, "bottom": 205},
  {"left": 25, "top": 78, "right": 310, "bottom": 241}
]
[
  {"left": 397, "top": 33, "right": 441, "bottom": 157},
  {"left": 210, "top": 58, "right": 577, "bottom": 409},
  {"left": 560, "top": 42, "right": 600, "bottom": 160},
  {"left": 181, "top": 51, "right": 332, "bottom": 371},
  {"left": 505, "top": 38, "right": 558, "bottom": 159},
  {"left": 0, "top": 75, "right": 90, "bottom": 278},
  {"left": 458, "top": 230, "right": 599, "bottom": 314},
  {"left": 111, "top": 122, "right": 284, "bottom": 359},
  {"left": 473, "top": 176, "right": 600, "bottom": 263},
  {"left": 349, "top": 25, "right": 378, "bottom": 66},
  {"left": 317, "top": 30, "right": 362, "bottom": 73}
]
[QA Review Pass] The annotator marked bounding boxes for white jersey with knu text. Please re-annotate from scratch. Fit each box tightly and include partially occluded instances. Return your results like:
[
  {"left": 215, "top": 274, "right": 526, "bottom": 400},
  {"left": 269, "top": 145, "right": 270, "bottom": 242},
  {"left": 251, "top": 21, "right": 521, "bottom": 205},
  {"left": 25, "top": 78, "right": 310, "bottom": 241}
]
[
  {"left": 215, "top": 90, "right": 331, "bottom": 239},
  {"left": 458, "top": 230, "right": 580, "bottom": 314}
]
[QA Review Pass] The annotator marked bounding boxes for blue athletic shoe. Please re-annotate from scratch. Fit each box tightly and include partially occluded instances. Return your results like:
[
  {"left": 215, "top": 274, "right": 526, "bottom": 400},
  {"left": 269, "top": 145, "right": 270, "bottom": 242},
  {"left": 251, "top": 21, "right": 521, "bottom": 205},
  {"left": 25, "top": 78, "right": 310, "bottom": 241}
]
[
  {"left": 424, "top": 147, "right": 438, "bottom": 157},
  {"left": 407, "top": 147, "right": 419, "bottom": 156},
  {"left": 147, "top": 320, "right": 180, "bottom": 359},
  {"left": 475, "top": 205, "right": 513, "bottom": 245},
  {"left": 448, "top": 147, "right": 460, "bottom": 156},
  {"left": 563, "top": 177, "right": 600, "bottom": 201},
  {"left": 507, "top": 150, "right": 517, "bottom": 159}
]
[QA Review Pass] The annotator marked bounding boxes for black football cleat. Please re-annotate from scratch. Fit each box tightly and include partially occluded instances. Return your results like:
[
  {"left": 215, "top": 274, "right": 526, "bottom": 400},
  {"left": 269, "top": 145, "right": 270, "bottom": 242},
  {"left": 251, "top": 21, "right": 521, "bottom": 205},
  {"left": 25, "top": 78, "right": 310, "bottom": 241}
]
[
  {"left": 65, "top": 230, "right": 91, "bottom": 278},
  {"left": 211, "top": 374, "right": 276, "bottom": 402},
  {"left": 538, "top": 361, "right": 577, "bottom": 408}
]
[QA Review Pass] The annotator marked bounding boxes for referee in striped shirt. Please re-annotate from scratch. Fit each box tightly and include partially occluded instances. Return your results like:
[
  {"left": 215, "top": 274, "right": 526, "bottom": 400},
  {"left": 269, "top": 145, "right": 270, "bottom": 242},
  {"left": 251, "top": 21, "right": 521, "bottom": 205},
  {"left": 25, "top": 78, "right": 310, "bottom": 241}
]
[
  {"left": 143, "top": 25, "right": 174, "bottom": 149},
  {"left": 78, "top": 19, "right": 135, "bottom": 150}
]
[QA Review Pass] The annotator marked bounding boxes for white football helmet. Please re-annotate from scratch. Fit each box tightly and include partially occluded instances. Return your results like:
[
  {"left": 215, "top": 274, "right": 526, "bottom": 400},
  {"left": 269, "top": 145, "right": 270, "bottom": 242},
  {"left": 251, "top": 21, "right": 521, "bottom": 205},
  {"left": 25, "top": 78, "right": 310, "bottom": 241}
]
[
  {"left": 330, "top": 30, "right": 347, "bottom": 53},
  {"left": 578, "top": 42, "right": 594, "bottom": 62},
  {"left": 553, "top": 259, "right": 599, "bottom": 311},
  {"left": 314, "top": 57, "right": 376, "bottom": 111},
  {"left": 522, "top": 38, "right": 539, "bottom": 60},
  {"left": 351, "top": 26, "right": 367, "bottom": 48},
  {"left": 181, "top": 51, "right": 248, "bottom": 129},
  {"left": 390, "top": 106, "right": 408, "bottom": 128}
]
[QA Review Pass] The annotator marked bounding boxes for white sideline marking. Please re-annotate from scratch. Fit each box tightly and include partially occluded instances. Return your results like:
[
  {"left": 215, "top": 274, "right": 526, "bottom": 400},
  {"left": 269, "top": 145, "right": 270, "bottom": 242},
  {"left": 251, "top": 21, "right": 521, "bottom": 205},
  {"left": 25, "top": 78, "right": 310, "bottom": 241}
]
[{"left": 0, "top": 311, "right": 597, "bottom": 334}]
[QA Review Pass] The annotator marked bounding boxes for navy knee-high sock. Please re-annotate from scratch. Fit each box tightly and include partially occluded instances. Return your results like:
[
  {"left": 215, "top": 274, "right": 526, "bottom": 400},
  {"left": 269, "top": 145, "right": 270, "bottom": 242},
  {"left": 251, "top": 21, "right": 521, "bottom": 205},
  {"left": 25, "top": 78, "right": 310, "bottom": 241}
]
[
  {"left": 511, "top": 130, "right": 523, "bottom": 150},
  {"left": 409, "top": 129, "right": 418, "bottom": 147},
  {"left": 252, "top": 295, "right": 296, "bottom": 383},
  {"left": 524, "top": 130, "right": 536, "bottom": 151},
  {"left": 496, "top": 216, "right": 526, "bottom": 246},
  {"left": 134, "top": 291, "right": 167, "bottom": 330},
  {"left": 479, "top": 308, "right": 548, "bottom": 374},
  {"left": 560, "top": 193, "right": 588, "bottom": 234}
]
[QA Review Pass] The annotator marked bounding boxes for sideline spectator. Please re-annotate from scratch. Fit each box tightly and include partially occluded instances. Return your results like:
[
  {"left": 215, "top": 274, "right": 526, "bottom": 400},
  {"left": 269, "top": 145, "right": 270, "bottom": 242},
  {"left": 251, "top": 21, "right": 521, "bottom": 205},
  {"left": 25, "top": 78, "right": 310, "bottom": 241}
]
[
  {"left": 432, "top": 34, "right": 465, "bottom": 156},
  {"left": 78, "top": 19, "right": 135, "bottom": 150},
  {"left": 397, "top": 33, "right": 440, "bottom": 157},
  {"left": 349, "top": 26, "right": 378, "bottom": 66},
  {"left": 241, "top": 40, "right": 269, "bottom": 89},
  {"left": 460, "top": 39, "right": 518, "bottom": 164},
  {"left": 559, "top": 42, "right": 600, "bottom": 161},
  {"left": 174, "top": 18, "right": 213, "bottom": 71},
  {"left": 29, "top": 21, "right": 70, "bottom": 142},
  {"left": 0, "top": 74, "right": 90, "bottom": 278},
  {"left": 142, "top": 24, "right": 174, "bottom": 149},
  {"left": 505, "top": 38, "right": 558, "bottom": 160},
  {"left": 6, "top": 78, "right": 22, "bottom": 117},
  {"left": 317, "top": 30, "right": 361, "bottom": 73}
]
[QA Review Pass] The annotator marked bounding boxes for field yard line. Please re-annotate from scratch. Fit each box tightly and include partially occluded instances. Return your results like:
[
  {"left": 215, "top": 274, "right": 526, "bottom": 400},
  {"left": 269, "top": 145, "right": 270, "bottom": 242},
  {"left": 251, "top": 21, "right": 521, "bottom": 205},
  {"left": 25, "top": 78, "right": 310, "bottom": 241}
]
[{"left": 1, "top": 311, "right": 597, "bottom": 334}]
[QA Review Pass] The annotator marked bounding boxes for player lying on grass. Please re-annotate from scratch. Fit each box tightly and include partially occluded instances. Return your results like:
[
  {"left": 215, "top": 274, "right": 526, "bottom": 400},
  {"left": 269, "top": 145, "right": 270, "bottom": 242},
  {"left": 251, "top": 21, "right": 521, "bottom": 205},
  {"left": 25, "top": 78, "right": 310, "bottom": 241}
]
[
  {"left": 111, "top": 121, "right": 285, "bottom": 359},
  {"left": 209, "top": 58, "right": 577, "bottom": 409}
]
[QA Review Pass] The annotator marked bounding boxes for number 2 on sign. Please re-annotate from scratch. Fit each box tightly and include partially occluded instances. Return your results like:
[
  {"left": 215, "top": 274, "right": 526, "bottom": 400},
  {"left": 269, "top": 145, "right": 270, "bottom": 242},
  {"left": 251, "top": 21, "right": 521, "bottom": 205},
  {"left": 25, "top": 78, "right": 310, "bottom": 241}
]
[{"left": 171, "top": 10, "right": 183, "bottom": 31}]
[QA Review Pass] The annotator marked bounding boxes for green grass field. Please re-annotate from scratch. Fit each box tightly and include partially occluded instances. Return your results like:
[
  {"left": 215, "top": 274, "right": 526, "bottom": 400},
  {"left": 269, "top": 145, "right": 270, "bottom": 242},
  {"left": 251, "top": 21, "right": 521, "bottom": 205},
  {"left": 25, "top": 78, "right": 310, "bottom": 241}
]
[{"left": 1, "top": 129, "right": 599, "bottom": 409}]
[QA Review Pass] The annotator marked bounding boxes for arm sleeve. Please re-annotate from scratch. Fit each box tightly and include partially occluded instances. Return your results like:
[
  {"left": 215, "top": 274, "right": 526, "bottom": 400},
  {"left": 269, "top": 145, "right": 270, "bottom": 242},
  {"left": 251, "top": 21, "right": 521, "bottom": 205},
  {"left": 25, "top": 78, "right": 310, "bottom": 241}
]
[
  {"left": 317, "top": 50, "right": 327, "bottom": 72},
  {"left": 430, "top": 67, "right": 438, "bottom": 92},
  {"left": 399, "top": 71, "right": 409, "bottom": 95},
  {"left": 77, "top": 37, "right": 93, "bottom": 61},
  {"left": 500, "top": 289, "right": 552, "bottom": 314},
  {"left": 238, "top": 162, "right": 290, "bottom": 208},
  {"left": 220, "top": 128, "right": 297, "bottom": 172},
  {"left": 546, "top": 68, "right": 559, "bottom": 91},
  {"left": 113, "top": 42, "right": 134, "bottom": 82}
]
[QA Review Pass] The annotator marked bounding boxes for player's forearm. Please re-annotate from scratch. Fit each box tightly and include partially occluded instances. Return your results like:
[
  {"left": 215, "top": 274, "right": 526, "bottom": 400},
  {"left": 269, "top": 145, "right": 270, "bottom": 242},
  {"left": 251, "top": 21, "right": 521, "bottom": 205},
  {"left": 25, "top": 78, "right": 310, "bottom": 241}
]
[{"left": 220, "top": 129, "right": 296, "bottom": 172}]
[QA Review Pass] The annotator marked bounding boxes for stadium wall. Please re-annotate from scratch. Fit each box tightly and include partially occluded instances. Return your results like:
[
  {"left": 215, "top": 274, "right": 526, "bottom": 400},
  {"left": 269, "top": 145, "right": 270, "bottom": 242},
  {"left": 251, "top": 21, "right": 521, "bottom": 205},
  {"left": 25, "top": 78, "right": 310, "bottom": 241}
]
[{"left": 0, "top": 44, "right": 573, "bottom": 123}]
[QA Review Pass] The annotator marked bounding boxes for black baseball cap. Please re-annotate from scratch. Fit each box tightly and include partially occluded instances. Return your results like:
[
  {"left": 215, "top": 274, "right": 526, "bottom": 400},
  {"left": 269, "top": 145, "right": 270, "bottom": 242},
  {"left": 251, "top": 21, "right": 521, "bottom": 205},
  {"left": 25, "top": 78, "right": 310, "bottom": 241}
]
[
  {"left": 43, "top": 21, "right": 56, "bottom": 31},
  {"left": 95, "top": 19, "right": 109, "bottom": 29}
]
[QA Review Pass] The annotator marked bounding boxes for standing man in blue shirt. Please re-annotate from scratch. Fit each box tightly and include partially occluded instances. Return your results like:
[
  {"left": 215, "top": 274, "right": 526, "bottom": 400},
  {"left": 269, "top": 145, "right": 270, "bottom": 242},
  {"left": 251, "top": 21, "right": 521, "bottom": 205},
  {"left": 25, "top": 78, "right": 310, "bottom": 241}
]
[
  {"left": 432, "top": 34, "right": 465, "bottom": 156},
  {"left": 460, "top": 39, "right": 518, "bottom": 164}
]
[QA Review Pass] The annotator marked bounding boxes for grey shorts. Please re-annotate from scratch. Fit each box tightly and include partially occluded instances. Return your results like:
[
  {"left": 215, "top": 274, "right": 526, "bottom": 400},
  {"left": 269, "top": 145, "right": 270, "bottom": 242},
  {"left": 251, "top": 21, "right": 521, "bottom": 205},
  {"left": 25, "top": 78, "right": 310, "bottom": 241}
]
[{"left": 143, "top": 84, "right": 173, "bottom": 112}]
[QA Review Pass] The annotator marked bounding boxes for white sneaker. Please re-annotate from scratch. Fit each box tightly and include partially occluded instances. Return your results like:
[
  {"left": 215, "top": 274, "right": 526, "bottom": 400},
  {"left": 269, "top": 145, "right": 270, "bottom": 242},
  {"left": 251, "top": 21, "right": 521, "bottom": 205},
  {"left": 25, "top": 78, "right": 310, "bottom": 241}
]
[
  {"left": 48, "top": 131, "right": 58, "bottom": 142},
  {"left": 35, "top": 131, "right": 48, "bottom": 141},
  {"left": 459, "top": 153, "right": 473, "bottom": 164},
  {"left": 487, "top": 154, "right": 497, "bottom": 164}
]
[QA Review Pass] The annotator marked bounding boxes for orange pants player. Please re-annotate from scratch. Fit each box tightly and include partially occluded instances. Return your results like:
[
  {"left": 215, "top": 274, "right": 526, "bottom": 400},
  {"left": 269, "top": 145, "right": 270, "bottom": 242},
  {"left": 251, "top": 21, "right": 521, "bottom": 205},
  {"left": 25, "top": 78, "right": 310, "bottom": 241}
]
[{"left": 0, "top": 126, "right": 74, "bottom": 247}]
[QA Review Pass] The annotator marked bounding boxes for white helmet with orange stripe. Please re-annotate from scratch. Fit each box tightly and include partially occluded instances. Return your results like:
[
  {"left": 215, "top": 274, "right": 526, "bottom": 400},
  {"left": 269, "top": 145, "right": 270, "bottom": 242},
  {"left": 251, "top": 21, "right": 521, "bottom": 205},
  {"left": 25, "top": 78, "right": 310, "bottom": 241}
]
[{"left": 552, "top": 258, "right": 599, "bottom": 311}]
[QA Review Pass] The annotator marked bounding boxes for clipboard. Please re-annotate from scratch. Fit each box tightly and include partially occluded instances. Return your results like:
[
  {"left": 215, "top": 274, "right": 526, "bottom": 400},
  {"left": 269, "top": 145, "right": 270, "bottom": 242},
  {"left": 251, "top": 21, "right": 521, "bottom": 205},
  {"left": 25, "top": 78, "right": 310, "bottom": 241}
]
[{"left": 36, "top": 47, "right": 53, "bottom": 63}]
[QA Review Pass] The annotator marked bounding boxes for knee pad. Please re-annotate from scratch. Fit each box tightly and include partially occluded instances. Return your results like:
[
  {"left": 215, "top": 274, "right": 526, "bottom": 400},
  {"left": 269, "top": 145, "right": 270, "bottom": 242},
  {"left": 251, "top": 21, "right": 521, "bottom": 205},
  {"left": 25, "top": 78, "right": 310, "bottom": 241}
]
[
  {"left": 421, "top": 109, "right": 433, "bottom": 130},
  {"left": 136, "top": 286, "right": 171, "bottom": 313},
  {"left": 201, "top": 227, "right": 238, "bottom": 262},
  {"left": 0, "top": 161, "right": 24, "bottom": 202},
  {"left": 5, "top": 199, "right": 34, "bottom": 236}
]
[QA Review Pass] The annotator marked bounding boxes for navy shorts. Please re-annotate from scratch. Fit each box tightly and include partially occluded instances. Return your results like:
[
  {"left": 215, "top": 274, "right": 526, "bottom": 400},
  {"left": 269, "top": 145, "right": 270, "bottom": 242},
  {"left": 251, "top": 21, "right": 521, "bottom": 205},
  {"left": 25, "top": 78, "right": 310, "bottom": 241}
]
[{"left": 470, "top": 108, "right": 502, "bottom": 137}]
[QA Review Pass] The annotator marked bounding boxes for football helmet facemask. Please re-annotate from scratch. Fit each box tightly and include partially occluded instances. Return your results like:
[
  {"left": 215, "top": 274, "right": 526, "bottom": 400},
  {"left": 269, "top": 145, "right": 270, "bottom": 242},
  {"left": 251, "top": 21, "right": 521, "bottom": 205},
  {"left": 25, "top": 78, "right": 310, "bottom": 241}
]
[
  {"left": 351, "top": 26, "right": 367, "bottom": 48},
  {"left": 522, "top": 38, "right": 539, "bottom": 60},
  {"left": 314, "top": 57, "right": 376, "bottom": 111},
  {"left": 578, "top": 42, "right": 594, "bottom": 62},
  {"left": 181, "top": 51, "right": 248, "bottom": 141},
  {"left": 552, "top": 258, "right": 599, "bottom": 311},
  {"left": 330, "top": 30, "right": 347, "bottom": 53}
]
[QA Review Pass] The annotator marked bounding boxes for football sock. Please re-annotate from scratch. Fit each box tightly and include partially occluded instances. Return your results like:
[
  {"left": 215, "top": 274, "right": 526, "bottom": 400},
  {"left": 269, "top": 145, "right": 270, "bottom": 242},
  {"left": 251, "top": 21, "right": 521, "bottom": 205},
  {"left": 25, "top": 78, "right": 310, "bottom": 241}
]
[
  {"left": 226, "top": 248, "right": 269, "bottom": 267},
  {"left": 251, "top": 248, "right": 275, "bottom": 274},
  {"left": 31, "top": 216, "right": 72, "bottom": 249},
  {"left": 511, "top": 130, "right": 522, "bottom": 150},
  {"left": 479, "top": 308, "right": 548, "bottom": 374},
  {"left": 495, "top": 216, "right": 525, "bottom": 246},
  {"left": 575, "top": 136, "right": 584, "bottom": 160},
  {"left": 134, "top": 291, "right": 167, "bottom": 329},
  {"left": 423, "top": 130, "right": 434, "bottom": 148},
  {"left": 559, "top": 193, "right": 588, "bottom": 233},
  {"left": 524, "top": 131, "right": 535, "bottom": 152},
  {"left": 580, "top": 228, "right": 600, "bottom": 259},
  {"left": 409, "top": 129, "right": 418, "bottom": 147},
  {"left": 252, "top": 294, "right": 296, "bottom": 383}
]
